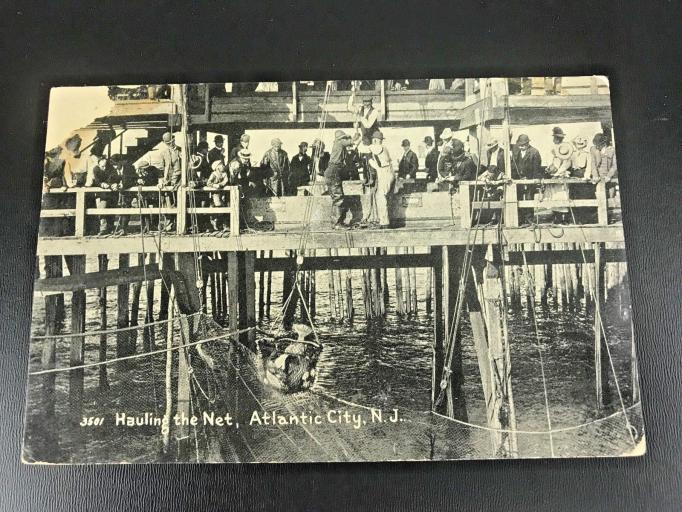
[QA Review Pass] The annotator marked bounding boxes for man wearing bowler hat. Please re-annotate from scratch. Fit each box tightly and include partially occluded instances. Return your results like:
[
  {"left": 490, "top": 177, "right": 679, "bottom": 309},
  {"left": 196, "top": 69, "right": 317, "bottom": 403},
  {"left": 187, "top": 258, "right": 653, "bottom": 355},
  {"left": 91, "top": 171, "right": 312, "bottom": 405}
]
[
  {"left": 325, "top": 130, "right": 354, "bottom": 229},
  {"left": 288, "top": 141, "right": 313, "bottom": 194},
  {"left": 510, "top": 133, "right": 543, "bottom": 224},
  {"left": 208, "top": 134, "right": 226, "bottom": 166},
  {"left": 398, "top": 139, "right": 419, "bottom": 180}
]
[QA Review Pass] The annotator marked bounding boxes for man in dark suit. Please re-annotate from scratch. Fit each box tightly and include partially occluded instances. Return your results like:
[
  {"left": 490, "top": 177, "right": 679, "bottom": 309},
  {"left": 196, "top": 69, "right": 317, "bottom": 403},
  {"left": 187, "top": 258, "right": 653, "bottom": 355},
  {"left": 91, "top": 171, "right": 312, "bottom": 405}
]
[
  {"left": 398, "top": 139, "right": 419, "bottom": 180},
  {"left": 109, "top": 154, "right": 138, "bottom": 234},
  {"left": 288, "top": 141, "right": 313, "bottom": 194},
  {"left": 510, "top": 134, "right": 543, "bottom": 223},
  {"left": 424, "top": 135, "right": 439, "bottom": 183},
  {"left": 208, "top": 134, "right": 226, "bottom": 166},
  {"left": 510, "top": 134, "right": 542, "bottom": 179},
  {"left": 483, "top": 138, "right": 506, "bottom": 179}
]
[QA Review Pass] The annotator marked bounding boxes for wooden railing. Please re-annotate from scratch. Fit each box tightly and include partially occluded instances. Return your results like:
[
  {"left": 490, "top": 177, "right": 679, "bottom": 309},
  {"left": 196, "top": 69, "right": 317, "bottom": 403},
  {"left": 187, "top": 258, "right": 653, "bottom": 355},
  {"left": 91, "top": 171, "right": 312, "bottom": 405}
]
[
  {"left": 460, "top": 178, "right": 619, "bottom": 228},
  {"left": 39, "top": 186, "right": 240, "bottom": 237}
]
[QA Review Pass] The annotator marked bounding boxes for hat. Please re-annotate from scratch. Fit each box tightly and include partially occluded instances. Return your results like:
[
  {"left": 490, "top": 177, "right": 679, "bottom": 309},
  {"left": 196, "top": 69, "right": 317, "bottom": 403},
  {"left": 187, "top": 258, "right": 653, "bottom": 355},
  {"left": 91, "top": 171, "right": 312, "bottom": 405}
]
[
  {"left": 487, "top": 138, "right": 499, "bottom": 147},
  {"left": 335, "top": 129, "right": 351, "bottom": 141},
  {"left": 451, "top": 138, "right": 465, "bottom": 155},
  {"left": 197, "top": 140, "right": 209, "bottom": 151},
  {"left": 593, "top": 133, "right": 608, "bottom": 146},
  {"left": 573, "top": 136, "right": 588, "bottom": 149},
  {"left": 238, "top": 149, "right": 251, "bottom": 158},
  {"left": 556, "top": 142, "right": 573, "bottom": 159},
  {"left": 440, "top": 128, "right": 453, "bottom": 140},
  {"left": 516, "top": 134, "right": 530, "bottom": 145},
  {"left": 371, "top": 130, "right": 384, "bottom": 141},
  {"left": 211, "top": 160, "right": 224, "bottom": 171},
  {"left": 109, "top": 153, "right": 123, "bottom": 164},
  {"left": 299, "top": 141, "right": 308, "bottom": 147},
  {"left": 240, "top": 134, "right": 250, "bottom": 142},
  {"left": 552, "top": 127, "right": 566, "bottom": 138},
  {"left": 135, "top": 160, "right": 150, "bottom": 170},
  {"left": 401, "top": 139, "right": 410, "bottom": 147},
  {"left": 362, "top": 97, "right": 373, "bottom": 104},
  {"left": 423, "top": 135, "right": 434, "bottom": 145},
  {"left": 162, "top": 132, "right": 172, "bottom": 143},
  {"left": 190, "top": 155, "right": 203, "bottom": 169},
  {"left": 214, "top": 134, "right": 224, "bottom": 143},
  {"left": 271, "top": 137, "right": 282, "bottom": 146}
]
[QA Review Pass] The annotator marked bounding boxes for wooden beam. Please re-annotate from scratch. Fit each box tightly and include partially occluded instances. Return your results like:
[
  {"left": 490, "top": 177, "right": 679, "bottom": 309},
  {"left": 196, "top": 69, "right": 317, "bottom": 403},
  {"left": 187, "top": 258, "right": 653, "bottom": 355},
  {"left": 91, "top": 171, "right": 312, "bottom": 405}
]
[
  {"left": 34, "top": 264, "right": 161, "bottom": 292},
  {"left": 36, "top": 225, "right": 626, "bottom": 256},
  {"left": 431, "top": 246, "right": 445, "bottom": 412}
]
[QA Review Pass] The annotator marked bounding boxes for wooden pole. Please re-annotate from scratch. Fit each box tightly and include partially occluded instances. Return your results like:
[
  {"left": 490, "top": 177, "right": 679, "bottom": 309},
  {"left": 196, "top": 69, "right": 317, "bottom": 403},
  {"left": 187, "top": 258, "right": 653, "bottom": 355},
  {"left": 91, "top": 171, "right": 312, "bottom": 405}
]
[
  {"left": 227, "top": 252, "right": 239, "bottom": 343},
  {"left": 258, "top": 250, "right": 265, "bottom": 322},
  {"left": 409, "top": 248, "right": 418, "bottom": 314},
  {"left": 97, "top": 254, "right": 110, "bottom": 390},
  {"left": 594, "top": 242, "right": 610, "bottom": 409},
  {"left": 116, "top": 254, "right": 131, "bottom": 357},
  {"left": 240, "top": 251, "right": 257, "bottom": 349},
  {"left": 480, "top": 248, "right": 518, "bottom": 457},
  {"left": 431, "top": 247, "right": 444, "bottom": 412},
  {"left": 425, "top": 267, "right": 433, "bottom": 315},
  {"left": 442, "top": 246, "right": 468, "bottom": 421},
  {"left": 162, "top": 286, "right": 175, "bottom": 455},
  {"left": 266, "top": 250, "right": 273, "bottom": 318},
  {"left": 68, "top": 255, "right": 86, "bottom": 422},
  {"left": 144, "top": 254, "right": 156, "bottom": 351},
  {"left": 395, "top": 250, "right": 404, "bottom": 316}
]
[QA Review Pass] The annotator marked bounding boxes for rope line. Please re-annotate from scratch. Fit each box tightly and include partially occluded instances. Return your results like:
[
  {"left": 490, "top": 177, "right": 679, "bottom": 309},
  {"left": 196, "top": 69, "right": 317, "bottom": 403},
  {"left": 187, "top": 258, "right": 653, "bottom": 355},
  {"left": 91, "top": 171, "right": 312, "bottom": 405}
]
[
  {"left": 28, "top": 326, "right": 255, "bottom": 375},
  {"left": 31, "top": 311, "right": 202, "bottom": 339}
]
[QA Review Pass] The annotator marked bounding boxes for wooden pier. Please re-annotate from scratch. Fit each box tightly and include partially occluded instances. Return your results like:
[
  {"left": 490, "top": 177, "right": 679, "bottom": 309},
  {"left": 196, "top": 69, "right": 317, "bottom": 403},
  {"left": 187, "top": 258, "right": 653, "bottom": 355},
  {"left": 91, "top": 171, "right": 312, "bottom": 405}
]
[{"left": 28, "top": 77, "right": 636, "bottom": 461}]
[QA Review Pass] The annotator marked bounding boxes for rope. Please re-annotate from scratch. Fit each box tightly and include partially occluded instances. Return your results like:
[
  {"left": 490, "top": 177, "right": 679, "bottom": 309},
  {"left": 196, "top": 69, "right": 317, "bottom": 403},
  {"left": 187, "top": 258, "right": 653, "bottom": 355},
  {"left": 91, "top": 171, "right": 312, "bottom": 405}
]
[
  {"left": 31, "top": 311, "right": 202, "bottom": 339},
  {"left": 566, "top": 199, "right": 637, "bottom": 446},
  {"left": 28, "top": 326, "right": 255, "bottom": 375},
  {"left": 521, "top": 248, "right": 557, "bottom": 456}
]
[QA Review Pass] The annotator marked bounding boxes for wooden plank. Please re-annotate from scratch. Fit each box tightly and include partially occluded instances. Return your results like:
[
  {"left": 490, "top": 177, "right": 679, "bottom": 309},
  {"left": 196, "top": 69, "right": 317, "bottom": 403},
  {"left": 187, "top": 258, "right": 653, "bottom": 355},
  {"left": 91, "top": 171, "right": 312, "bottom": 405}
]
[
  {"left": 36, "top": 224, "right": 627, "bottom": 256},
  {"left": 74, "top": 190, "right": 86, "bottom": 237},
  {"left": 34, "top": 264, "right": 161, "bottom": 292},
  {"left": 431, "top": 247, "right": 444, "bottom": 410},
  {"left": 116, "top": 254, "right": 131, "bottom": 357}
]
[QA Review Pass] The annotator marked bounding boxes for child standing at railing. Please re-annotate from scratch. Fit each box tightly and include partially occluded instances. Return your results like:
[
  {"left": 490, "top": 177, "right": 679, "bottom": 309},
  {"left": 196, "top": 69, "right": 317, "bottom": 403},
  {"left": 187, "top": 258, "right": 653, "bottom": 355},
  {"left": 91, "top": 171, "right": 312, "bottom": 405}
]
[{"left": 206, "top": 160, "right": 230, "bottom": 232}]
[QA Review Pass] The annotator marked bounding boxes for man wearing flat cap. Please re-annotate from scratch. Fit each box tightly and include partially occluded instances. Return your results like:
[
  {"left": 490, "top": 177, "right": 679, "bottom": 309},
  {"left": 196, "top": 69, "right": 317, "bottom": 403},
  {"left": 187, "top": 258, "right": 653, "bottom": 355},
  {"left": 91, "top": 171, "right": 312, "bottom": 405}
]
[
  {"left": 325, "top": 130, "right": 354, "bottom": 229},
  {"left": 288, "top": 141, "right": 313, "bottom": 194},
  {"left": 208, "top": 134, "right": 226, "bottom": 166},
  {"left": 260, "top": 137, "right": 290, "bottom": 197},
  {"left": 158, "top": 131, "right": 181, "bottom": 231},
  {"left": 398, "top": 139, "right": 419, "bottom": 180},
  {"left": 347, "top": 87, "right": 381, "bottom": 144}
]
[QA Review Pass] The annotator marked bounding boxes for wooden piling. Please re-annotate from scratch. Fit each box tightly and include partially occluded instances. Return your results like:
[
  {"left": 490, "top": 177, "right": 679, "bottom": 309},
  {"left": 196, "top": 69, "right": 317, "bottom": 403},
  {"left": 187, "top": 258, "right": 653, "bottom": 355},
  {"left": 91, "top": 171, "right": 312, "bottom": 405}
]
[
  {"left": 144, "top": 254, "right": 156, "bottom": 351},
  {"left": 258, "top": 250, "right": 265, "bottom": 321},
  {"left": 97, "top": 254, "right": 110, "bottom": 390},
  {"left": 239, "top": 251, "right": 257, "bottom": 349},
  {"left": 430, "top": 247, "right": 445, "bottom": 411},
  {"left": 480, "top": 248, "right": 518, "bottom": 457},
  {"left": 116, "top": 254, "right": 131, "bottom": 357},
  {"left": 395, "top": 251, "right": 405, "bottom": 316},
  {"left": 227, "top": 252, "right": 239, "bottom": 343},
  {"left": 68, "top": 255, "right": 86, "bottom": 421},
  {"left": 266, "top": 250, "right": 273, "bottom": 318},
  {"left": 425, "top": 267, "right": 433, "bottom": 315},
  {"left": 409, "top": 248, "right": 418, "bottom": 314},
  {"left": 593, "top": 242, "right": 610, "bottom": 409},
  {"left": 162, "top": 285, "right": 175, "bottom": 455},
  {"left": 442, "top": 246, "right": 468, "bottom": 421}
]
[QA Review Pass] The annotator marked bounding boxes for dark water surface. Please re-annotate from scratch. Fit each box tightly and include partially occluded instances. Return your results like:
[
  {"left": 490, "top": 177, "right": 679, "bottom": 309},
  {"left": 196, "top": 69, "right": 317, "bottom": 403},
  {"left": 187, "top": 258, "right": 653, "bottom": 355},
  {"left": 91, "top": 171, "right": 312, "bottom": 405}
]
[{"left": 24, "top": 264, "right": 642, "bottom": 463}]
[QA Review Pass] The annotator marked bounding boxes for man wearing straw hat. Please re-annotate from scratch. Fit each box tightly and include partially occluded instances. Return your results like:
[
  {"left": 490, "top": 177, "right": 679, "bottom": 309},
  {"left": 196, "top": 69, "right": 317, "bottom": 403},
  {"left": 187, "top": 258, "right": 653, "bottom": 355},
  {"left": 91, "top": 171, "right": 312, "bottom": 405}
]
[{"left": 546, "top": 128, "right": 574, "bottom": 223}]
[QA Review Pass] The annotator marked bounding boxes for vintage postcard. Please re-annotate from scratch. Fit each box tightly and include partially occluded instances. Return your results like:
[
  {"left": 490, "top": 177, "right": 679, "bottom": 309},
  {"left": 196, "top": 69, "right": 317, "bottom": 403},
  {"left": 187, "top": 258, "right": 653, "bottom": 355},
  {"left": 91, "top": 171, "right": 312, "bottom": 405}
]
[{"left": 24, "top": 77, "right": 644, "bottom": 463}]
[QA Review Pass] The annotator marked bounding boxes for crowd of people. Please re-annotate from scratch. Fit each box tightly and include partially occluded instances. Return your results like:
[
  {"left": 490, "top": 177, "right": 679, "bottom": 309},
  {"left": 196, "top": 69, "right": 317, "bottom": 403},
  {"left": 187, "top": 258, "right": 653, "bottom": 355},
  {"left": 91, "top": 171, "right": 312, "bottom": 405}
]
[{"left": 43, "top": 87, "right": 617, "bottom": 235}]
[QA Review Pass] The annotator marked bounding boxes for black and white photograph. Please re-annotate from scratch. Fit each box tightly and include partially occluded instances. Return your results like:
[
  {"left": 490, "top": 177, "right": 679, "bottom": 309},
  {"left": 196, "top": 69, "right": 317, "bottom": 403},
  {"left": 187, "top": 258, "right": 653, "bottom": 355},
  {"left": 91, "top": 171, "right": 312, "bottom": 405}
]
[{"left": 23, "top": 76, "right": 644, "bottom": 464}]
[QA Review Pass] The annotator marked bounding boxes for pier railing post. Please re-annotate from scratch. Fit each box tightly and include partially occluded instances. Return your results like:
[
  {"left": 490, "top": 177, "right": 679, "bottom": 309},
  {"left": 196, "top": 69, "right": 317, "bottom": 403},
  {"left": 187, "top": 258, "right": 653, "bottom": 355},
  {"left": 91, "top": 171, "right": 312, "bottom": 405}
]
[
  {"left": 430, "top": 246, "right": 445, "bottom": 411},
  {"left": 460, "top": 184, "right": 472, "bottom": 228},
  {"left": 593, "top": 242, "right": 610, "bottom": 409},
  {"left": 74, "top": 189, "right": 86, "bottom": 237},
  {"left": 504, "top": 182, "right": 519, "bottom": 227},
  {"left": 596, "top": 180, "right": 608, "bottom": 225},
  {"left": 229, "top": 186, "right": 240, "bottom": 235}
]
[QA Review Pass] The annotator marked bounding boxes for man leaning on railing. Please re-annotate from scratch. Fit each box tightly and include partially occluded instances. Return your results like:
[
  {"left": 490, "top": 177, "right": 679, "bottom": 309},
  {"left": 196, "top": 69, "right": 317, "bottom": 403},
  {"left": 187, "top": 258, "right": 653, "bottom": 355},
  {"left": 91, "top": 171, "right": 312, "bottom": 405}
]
[{"left": 158, "top": 131, "right": 181, "bottom": 232}]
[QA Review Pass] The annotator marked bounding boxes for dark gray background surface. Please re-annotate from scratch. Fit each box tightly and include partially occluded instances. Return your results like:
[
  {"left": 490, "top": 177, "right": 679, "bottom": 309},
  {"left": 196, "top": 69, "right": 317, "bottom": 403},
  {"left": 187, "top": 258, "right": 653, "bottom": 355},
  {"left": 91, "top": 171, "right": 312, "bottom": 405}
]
[{"left": 0, "top": 1, "right": 680, "bottom": 510}]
